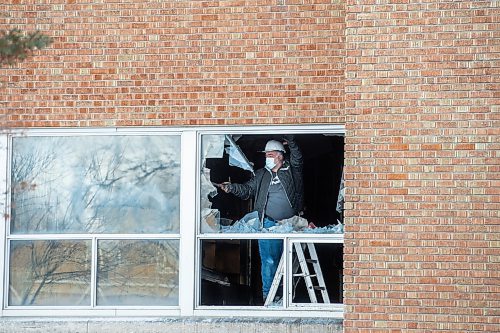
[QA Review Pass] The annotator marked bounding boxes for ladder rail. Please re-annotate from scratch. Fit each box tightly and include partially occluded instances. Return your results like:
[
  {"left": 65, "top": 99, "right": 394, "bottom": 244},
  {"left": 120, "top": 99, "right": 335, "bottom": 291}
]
[
  {"left": 306, "top": 243, "right": 330, "bottom": 303},
  {"left": 264, "top": 253, "right": 284, "bottom": 306},
  {"left": 293, "top": 242, "right": 318, "bottom": 303},
  {"left": 264, "top": 241, "right": 330, "bottom": 306}
]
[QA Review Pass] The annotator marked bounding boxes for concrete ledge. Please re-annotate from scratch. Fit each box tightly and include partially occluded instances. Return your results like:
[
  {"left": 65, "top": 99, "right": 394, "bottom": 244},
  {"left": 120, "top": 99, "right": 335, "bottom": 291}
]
[{"left": 0, "top": 317, "right": 343, "bottom": 333}]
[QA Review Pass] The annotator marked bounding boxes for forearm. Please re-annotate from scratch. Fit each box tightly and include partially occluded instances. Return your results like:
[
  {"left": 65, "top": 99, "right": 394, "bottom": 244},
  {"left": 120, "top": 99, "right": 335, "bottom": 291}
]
[
  {"left": 225, "top": 174, "right": 257, "bottom": 200},
  {"left": 287, "top": 139, "right": 303, "bottom": 170},
  {"left": 228, "top": 182, "right": 254, "bottom": 200}
]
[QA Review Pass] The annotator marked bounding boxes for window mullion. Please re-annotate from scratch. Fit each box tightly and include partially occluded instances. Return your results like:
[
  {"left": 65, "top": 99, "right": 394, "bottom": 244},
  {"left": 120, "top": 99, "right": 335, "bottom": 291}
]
[
  {"left": 0, "top": 135, "right": 8, "bottom": 316},
  {"left": 178, "top": 130, "right": 198, "bottom": 316},
  {"left": 91, "top": 236, "right": 97, "bottom": 308}
]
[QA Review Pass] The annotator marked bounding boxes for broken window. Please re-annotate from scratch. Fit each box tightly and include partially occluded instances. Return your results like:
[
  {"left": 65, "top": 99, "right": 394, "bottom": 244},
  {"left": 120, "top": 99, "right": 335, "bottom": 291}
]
[
  {"left": 2, "top": 126, "right": 345, "bottom": 316},
  {"left": 198, "top": 133, "right": 344, "bottom": 308}
]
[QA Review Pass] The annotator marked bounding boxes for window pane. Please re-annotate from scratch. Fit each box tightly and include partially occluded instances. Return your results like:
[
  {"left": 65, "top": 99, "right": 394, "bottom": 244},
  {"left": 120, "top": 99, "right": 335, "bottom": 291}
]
[
  {"left": 199, "top": 134, "right": 344, "bottom": 234},
  {"left": 289, "top": 242, "right": 343, "bottom": 305},
  {"left": 11, "top": 135, "right": 181, "bottom": 234},
  {"left": 200, "top": 238, "right": 284, "bottom": 307},
  {"left": 97, "top": 240, "right": 179, "bottom": 306},
  {"left": 9, "top": 240, "right": 91, "bottom": 306}
]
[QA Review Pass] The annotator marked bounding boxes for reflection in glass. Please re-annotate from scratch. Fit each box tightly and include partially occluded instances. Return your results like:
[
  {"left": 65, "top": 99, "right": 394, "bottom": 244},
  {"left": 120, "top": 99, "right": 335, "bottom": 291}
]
[
  {"left": 97, "top": 240, "right": 179, "bottom": 306},
  {"left": 9, "top": 240, "right": 91, "bottom": 306},
  {"left": 11, "top": 135, "right": 181, "bottom": 234}
]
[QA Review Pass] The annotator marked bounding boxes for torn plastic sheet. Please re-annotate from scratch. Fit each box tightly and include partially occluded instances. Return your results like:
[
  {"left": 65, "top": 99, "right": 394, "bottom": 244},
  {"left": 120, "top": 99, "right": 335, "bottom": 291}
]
[
  {"left": 224, "top": 134, "right": 254, "bottom": 174},
  {"left": 221, "top": 212, "right": 344, "bottom": 234},
  {"left": 200, "top": 167, "right": 218, "bottom": 210},
  {"left": 221, "top": 211, "right": 260, "bottom": 233},
  {"left": 200, "top": 135, "right": 223, "bottom": 212},
  {"left": 277, "top": 215, "right": 308, "bottom": 229},
  {"left": 336, "top": 171, "right": 344, "bottom": 214},
  {"left": 267, "top": 222, "right": 344, "bottom": 234},
  {"left": 202, "top": 134, "right": 225, "bottom": 159},
  {"left": 302, "top": 223, "right": 344, "bottom": 234},
  {"left": 201, "top": 208, "right": 220, "bottom": 233}
]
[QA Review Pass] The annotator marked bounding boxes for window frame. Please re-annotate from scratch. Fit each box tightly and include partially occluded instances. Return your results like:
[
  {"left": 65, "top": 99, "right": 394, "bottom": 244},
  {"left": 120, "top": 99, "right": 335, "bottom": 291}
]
[
  {"left": 194, "top": 126, "right": 344, "bottom": 317},
  {"left": 0, "top": 125, "right": 344, "bottom": 318},
  {"left": 286, "top": 238, "right": 344, "bottom": 309},
  {"left": 2, "top": 128, "right": 184, "bottom": 317}
]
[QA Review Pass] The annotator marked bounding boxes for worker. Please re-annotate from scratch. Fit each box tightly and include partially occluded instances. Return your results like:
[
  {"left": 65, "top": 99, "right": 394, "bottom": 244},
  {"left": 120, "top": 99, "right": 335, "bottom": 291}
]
[{"left": 220, "top": 135, "right": 304, "bottom": 302}]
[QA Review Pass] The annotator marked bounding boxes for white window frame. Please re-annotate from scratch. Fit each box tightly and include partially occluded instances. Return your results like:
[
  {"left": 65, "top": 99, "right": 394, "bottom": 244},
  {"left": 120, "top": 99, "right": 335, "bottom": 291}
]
[
  {"left": 1, "top": 128, "right": 184, "bottom": 317},
  {"left": 0, "top": 125, "right": 344, "bottom": 318},
  {"left": 193, "top": 126, "right": 344, "bottom": 318}
]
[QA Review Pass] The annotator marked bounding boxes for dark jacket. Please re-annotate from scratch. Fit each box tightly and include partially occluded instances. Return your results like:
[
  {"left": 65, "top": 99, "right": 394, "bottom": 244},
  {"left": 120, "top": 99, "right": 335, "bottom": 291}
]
[{"left": 228, "top": 139, "right": 303, "bottom": 221}]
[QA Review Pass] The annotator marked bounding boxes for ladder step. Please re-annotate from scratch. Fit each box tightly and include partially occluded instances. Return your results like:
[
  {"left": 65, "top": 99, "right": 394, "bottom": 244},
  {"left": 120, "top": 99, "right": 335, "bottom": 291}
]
[
  {"left": 293, "top": 273, "right": 317, "bottom": 277},
  {"left": 307, "top": 286, "right": 326, "bottom": 291},
  {"left": 306, "top": 259, "right": 318, "bottom": 263}
]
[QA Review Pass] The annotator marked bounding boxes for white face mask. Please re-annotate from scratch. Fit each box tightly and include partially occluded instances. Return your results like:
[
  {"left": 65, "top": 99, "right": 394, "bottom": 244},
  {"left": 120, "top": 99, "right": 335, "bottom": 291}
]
[{"left": 265, "top": 157, "right": 277, "bottom": 170}]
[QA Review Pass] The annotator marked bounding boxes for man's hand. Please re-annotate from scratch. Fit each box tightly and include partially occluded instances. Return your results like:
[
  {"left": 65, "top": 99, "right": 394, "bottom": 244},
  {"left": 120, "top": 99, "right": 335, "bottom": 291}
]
[
  {"left": 283, "top": 134, "right": 295, "bottom": 145},
  {"left": 219, "top": 182, "right": 232, "bottom": 193}
]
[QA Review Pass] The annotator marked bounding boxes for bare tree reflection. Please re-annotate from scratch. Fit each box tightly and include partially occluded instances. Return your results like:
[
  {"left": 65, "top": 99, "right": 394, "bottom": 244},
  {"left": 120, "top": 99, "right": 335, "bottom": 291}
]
[
  {"left": 10, "top": 141, "right": 60, "bottom": 233},
  {"left": 9, "top": 136, "right": 181, "bottom": 306},
  {"left": 97, "top": 240, "right": 179, "bottom": 306},
  {"left": 10, "top": 240, "right": 91, "bottom": 306}
]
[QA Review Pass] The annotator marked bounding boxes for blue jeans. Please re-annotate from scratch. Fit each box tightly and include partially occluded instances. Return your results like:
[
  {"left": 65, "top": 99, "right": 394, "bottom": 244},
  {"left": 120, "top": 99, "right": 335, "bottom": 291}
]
[{"left": 258, "top": 218, "right": 283, "bottom": 300}]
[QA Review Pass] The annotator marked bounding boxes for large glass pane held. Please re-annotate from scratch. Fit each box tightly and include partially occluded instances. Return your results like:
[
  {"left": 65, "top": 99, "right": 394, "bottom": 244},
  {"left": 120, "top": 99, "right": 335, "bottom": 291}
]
[
  {"left": 10, "top": 135, "right": 181, "bottom": 234},
  {"left": 97, "top": 240, "right": 179, "bottom": 306},
  {"left": 9, "top": 240, "right": 91, "bottom": 306}
]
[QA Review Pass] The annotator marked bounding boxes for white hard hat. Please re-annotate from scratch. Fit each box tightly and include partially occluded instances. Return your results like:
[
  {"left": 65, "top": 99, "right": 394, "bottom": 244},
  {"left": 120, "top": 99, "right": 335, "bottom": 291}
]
[{"left": 263, "top": 140, "right": 286, "bottom": 153}]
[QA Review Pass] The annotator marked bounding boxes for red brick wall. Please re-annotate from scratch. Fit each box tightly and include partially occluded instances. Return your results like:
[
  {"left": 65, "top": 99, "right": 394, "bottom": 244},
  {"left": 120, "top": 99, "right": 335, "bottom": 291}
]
[
  {"left": 344, "top": 1, "right": 499, "bottom": 332},
  {"left": 2, "top": 0, "right": 499, "bottom": 332},
  {"left": 0, "top": 0, "right": 345, "bottom": 127}
]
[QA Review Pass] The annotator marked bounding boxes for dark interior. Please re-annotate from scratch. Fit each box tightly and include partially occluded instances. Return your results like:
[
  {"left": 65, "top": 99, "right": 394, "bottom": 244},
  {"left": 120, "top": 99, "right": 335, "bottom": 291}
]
[{"left": 200, "top": 133, "right": 344, "bottom": 306}]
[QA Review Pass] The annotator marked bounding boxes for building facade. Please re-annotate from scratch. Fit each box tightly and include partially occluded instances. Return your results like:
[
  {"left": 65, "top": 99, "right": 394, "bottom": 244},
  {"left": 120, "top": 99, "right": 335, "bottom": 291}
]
[{"left": 0, "top": 1, "right": 498, "bottom": 332}]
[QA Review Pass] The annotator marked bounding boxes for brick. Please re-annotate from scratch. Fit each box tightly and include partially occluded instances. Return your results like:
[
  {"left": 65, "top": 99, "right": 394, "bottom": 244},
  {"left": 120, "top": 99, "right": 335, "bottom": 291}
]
[
  {"left": 344, "top": 0, "right": 497, "bottom": 332},
  {"left": 1, "top": 1, "right": 346, "bottom": 127},
  {"left": 1, "top": 1, "right": 498, "bottom": 332}
]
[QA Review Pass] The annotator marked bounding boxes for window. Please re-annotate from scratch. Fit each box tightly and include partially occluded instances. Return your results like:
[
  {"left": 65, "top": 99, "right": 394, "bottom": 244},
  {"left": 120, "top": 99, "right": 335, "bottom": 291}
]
[
  {"left": 0, "top": 126, "right": 344, "bottom": 317},
  {"left": 197, "top": 131, "right": 344, "bottom": 312},
  {"left": 6, "top": 134, "right": 181, "bottom": 309}
]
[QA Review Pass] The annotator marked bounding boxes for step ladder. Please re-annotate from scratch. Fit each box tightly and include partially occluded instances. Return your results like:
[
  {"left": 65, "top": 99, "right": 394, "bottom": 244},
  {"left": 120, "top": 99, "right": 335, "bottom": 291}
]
[{"left": 264, "top": 242, "right": 330, "bottom": 306}]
